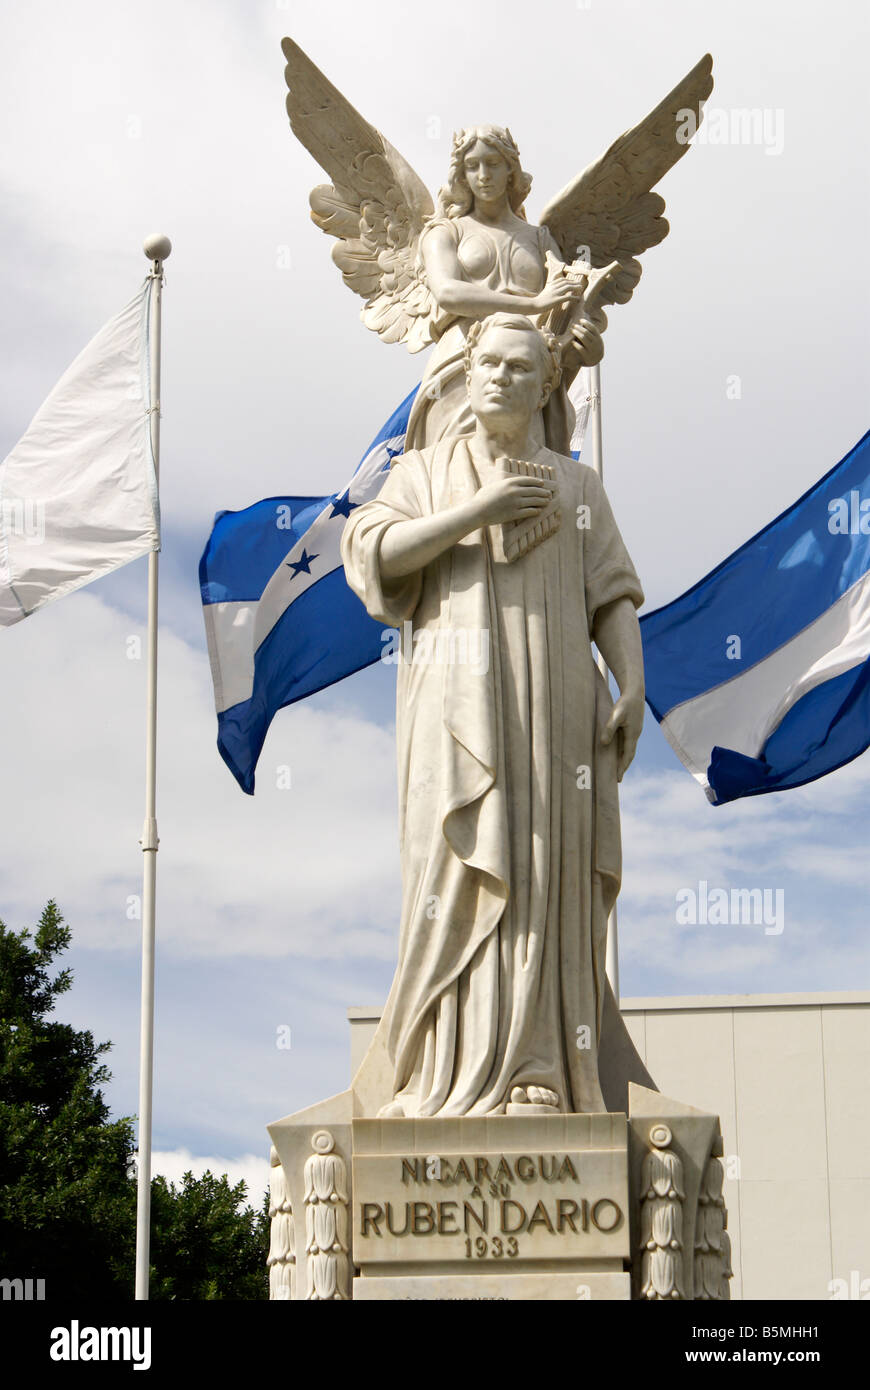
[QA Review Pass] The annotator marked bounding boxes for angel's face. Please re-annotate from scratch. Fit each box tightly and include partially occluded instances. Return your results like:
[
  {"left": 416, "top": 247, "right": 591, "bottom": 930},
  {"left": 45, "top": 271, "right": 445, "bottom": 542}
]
[
  {"left": 462, "top": 140, "right": 511, "bottom": 208},
  {"left": 468, "top": 325, "right": 549, "bottom": 430}
]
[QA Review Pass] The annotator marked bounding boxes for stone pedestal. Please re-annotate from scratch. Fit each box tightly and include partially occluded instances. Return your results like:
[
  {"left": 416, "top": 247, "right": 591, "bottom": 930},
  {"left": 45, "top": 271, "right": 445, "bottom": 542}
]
[
  {"left": 352, "top": 1113, "right": 629, "bottom": 1299},
  {"left": 267, "top": 1086, "right": 731, "bottom": 1301}
]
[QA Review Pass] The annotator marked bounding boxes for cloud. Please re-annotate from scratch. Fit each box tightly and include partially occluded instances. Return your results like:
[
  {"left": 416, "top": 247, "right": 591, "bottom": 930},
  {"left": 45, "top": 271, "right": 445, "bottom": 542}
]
[
  {"left": 148, "top": 1149, "right": 269, "bottom": 1207},
  {"left": 616, "top": 758, "right": 870, "bottom": 995},
  {"left": 0, "top": 587, "right": 401, "bottom": 961}
]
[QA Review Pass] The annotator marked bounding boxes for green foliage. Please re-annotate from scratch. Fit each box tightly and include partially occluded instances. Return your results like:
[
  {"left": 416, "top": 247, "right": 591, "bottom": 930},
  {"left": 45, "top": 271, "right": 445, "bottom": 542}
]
[
  {"left": 149, "top": 1171, "right": 269, "bottom": 1301},
  {"left": 0, "top": 902, "right": 268, "bottom": 1299},
  {"left": 0, "top": 901, "right": 136, "bottom": 1296}
]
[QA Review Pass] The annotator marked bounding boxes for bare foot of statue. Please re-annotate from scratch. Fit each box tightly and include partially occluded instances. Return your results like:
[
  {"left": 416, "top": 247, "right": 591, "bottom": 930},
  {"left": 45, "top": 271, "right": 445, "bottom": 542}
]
[
  {"left": 378, "top": 1099, "right": 406, "bottom": 1118},
  {"left": 506, "top": 1085, "right": 561, "bottom": 1115}
]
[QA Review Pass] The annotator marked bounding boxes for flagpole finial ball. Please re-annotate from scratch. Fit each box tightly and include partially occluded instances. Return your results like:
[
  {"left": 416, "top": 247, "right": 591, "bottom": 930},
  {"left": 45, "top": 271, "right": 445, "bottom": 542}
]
[{"left": 143, "top": 234, "right": 172, "bottom": 263}]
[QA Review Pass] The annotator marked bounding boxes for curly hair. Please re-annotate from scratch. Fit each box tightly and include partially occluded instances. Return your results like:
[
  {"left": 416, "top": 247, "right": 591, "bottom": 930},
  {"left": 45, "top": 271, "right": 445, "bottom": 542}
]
[
  {"left": 437, "top": 125, "right": 533, "bottom": 219},
  {"left": 464, "top": 314, "right": 562, "bottom": 394}
]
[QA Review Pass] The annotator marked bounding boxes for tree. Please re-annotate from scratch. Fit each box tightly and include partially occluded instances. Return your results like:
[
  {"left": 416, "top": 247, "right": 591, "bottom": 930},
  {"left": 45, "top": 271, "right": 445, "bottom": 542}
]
[
  {"left": 0, "top": 902, "right": 268, "bottom": 1299},
  {"left": 149, "top": 1171, "right": 269, "bottom": 1300},
  {"left": 0, "top": 900, "right": 135, "bottom": 1296}
]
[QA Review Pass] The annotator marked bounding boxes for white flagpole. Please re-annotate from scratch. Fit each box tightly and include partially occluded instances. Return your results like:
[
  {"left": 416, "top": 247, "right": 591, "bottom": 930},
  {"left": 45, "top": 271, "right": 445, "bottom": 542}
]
[
  {"left": 135, "top": 233, "right": 171, "bottom": 1301},
  {"left": 587, "top": 361, "right": 620, "bottom": 1005}
]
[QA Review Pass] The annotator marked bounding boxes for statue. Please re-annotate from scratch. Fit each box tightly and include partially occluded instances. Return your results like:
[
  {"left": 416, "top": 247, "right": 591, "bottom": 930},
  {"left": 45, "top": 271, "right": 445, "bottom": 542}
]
[
  {"left": 341, "top": 313, "right": 645, "bottom": 1116},
  {"left": 281, "top": 39, "right": 713, "bottom": 454},
  {"left": 277, "top": 38, "right": 714, "bottom": 1119},
  {"left": 267, "top": 41, "right": 734, "bottom": 1303}
]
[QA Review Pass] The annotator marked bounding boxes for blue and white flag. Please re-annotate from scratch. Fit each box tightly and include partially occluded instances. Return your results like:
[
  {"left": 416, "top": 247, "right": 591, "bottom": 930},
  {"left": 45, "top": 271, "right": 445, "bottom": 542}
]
[
  {"left": 199, "top": 387, "right": 417, "bottom": 793},
  {"left": 201, "top": 372, "right": 595, "bottom": 793},
  {"left": 641, "top": 431, "right": 870, "bottom": 806}
]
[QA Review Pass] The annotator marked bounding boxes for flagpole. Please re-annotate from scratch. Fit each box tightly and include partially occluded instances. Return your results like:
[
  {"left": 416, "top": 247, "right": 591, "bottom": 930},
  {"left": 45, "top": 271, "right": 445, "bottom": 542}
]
[
  {"left": 587, "top": 361, "right": 620, "bottom": 1005},
  {"left": 135, "top": 233, "right": 171, "bottom": 1301}
]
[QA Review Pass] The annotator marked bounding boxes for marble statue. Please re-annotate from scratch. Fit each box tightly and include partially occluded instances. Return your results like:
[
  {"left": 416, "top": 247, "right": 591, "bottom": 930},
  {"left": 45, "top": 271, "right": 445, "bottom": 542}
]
[
  {"left": 279, "top": 39, "right": 715, "bottom": 1120},
  {"left": 268, "top": 41, "right": 735, "bottom": 1304},
  {"left": 341, "top": 313, "right": 645, "bottom": 1116},
  {"left": 281, "top": 39, "right": 713, "bottom": 454}
]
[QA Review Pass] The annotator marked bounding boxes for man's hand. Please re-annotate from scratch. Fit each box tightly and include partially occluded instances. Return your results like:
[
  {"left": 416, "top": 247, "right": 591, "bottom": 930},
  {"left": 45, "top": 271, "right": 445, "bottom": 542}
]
[
  {"left": 592, "top": 596, "right": 645, "bottom": 780},
  {"left": 570, "top": 316, "right": 604, "bottom": 367},
  {"left": 471, "top": 474, "right": 554, "bottom": 527},
  {"left": 380, "top": 475, "right": 551, "bottom": 581},
  {"left": 601, "top": 690, "right": 644, "bottom": 781}
]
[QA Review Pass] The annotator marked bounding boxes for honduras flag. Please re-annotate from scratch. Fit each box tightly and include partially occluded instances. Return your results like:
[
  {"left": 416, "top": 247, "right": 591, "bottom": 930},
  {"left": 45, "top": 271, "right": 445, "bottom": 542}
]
[
  {"left": 200, "top": 387, "right": 417, "bottom": 793},
  {"left": 642, "top": 431, "right": 870, "bottom": 806},
  {"left": 200, "top": 375, "right": 595, "bottom": 794}
]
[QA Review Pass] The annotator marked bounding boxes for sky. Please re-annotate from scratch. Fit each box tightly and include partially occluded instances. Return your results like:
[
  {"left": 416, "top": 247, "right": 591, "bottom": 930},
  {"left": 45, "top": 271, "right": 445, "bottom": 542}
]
[{"left": 0, "top": 0, "right": 868, "bottom": 1205}]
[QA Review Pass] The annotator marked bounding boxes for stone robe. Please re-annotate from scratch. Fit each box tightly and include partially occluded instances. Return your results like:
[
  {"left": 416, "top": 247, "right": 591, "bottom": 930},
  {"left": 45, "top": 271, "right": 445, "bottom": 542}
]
[{"left": 341, "top": 437, "right": 644, "bottom": 1117}]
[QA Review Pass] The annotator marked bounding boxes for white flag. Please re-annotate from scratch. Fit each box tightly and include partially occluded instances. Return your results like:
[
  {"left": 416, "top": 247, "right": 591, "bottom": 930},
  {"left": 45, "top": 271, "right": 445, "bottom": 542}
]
[
  {"left": 568, "top": 366, "right": 592, "bottom": 454},
  {"left": 0, "top": 280, "right": 160, "bottom": 627}
]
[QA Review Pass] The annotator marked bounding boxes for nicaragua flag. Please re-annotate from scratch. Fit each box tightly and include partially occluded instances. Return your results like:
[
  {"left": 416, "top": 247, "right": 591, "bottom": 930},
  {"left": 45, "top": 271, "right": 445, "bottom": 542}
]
[
  {"left": 641, "top": 430, "right": 870, "bottom": 806},
  {"left": 200, "top": 387, "right": 417, "bottom": 793}
]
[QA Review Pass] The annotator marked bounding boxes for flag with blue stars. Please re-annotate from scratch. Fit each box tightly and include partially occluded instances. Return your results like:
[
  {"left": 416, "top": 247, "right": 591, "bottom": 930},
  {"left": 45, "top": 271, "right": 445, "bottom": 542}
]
[{"left": 199, "top": 387, "right": 415, "bottom": 793}]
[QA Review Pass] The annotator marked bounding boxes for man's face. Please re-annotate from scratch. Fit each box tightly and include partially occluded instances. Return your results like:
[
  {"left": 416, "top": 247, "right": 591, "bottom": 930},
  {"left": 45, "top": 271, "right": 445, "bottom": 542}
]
[{"left": 467, "top": 326, "right": 548, "bottom": 432}]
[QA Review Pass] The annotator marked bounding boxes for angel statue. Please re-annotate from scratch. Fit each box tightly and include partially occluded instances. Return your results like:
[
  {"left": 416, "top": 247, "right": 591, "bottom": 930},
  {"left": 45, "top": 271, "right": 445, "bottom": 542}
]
[
  {"left": 281, "top": 38, "right": 713, "bottom": 454},
  {"left": 279, "top": 39, "right": 714, "bottom": 1119}
]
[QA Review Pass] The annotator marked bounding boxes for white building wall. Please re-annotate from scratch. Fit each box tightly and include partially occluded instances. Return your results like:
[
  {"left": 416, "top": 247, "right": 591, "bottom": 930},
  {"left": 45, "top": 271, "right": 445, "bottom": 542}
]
[
  {"left": 622, "top": 992, "right": 870, "bottom": 1301},
  {"left": 348, "top": 991, "right": 870, "bottom": 1300}
]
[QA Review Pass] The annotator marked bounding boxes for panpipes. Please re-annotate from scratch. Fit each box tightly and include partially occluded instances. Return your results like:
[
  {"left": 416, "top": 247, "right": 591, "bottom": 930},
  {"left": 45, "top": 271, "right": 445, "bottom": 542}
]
[{"left": 490, "top": 456, "right": 561, "bottom": 564}]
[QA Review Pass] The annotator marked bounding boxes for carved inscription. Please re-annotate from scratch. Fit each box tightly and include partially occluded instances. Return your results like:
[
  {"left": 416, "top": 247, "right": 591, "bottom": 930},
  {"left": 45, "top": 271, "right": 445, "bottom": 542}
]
[{"left": 353, "top": 1148, "right": 629, "bottom": 1267}]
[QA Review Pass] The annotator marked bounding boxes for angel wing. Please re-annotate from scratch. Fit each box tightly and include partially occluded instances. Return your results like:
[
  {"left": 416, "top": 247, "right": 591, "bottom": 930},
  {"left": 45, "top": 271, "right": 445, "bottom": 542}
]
[
  {"left": 282, "top": 38, "right": 437, "bottom": 353},
  {"left": 540, "top": 53, "right": 714, "bottom": 312}
]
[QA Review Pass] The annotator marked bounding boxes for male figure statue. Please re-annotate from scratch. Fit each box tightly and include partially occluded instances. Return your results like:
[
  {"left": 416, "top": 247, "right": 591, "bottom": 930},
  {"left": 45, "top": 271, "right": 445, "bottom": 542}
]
[{"left": 342, "top": 313, "right": 651, "bottom": 1119}]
